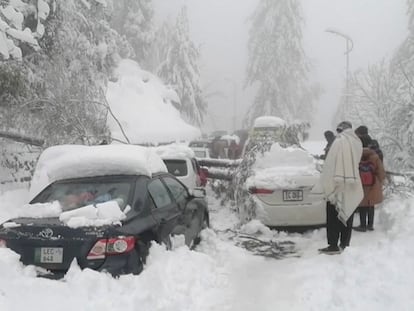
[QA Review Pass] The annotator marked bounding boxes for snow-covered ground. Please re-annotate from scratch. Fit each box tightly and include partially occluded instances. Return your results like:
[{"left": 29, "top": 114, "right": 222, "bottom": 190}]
[{"left": 1, "top": 186, "right": 414, "bottom": 311}]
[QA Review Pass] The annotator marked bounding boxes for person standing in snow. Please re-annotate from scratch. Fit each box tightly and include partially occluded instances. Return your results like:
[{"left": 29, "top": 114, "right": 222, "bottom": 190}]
[
  {"left": 320, "top": 130, "right": 335, "bottom": 160},
  {"left": 354, "top": 135, "right": 386, "bottom": 232},
  {"left": 313, "top": 121, "right": 364, "bottom": 254},
  {"left": 355, "top": 125, "right": 384, "bottom": 161}
]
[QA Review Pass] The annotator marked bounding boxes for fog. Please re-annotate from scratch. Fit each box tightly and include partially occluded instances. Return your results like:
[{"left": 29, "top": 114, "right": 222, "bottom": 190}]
[{"left": 154, "top": 0, "right": 408, "bottom": 138}]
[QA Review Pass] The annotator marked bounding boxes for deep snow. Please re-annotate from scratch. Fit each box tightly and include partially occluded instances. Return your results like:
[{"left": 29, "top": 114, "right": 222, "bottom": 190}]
[{"left": 0, "top": 185, "right": 414, "bottom": 311}]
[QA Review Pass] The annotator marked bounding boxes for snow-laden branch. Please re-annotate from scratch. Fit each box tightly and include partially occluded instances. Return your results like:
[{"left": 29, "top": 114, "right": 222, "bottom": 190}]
[{"left": 0, "top": 0, "right": 52, "bottom": 60}]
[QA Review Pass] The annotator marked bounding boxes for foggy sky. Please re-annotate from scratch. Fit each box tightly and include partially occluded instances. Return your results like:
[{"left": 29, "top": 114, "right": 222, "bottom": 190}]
[{"left": 154, "top": 0, "right": 408, "bottom": 138}]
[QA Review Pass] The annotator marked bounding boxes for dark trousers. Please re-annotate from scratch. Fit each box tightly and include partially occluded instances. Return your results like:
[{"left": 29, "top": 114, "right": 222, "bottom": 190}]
[
  {"left": 359, "top": 206, "right": 374, "bottom": 228},
  {"left": 326, "top": 201, "right": 354, "bottom": 247}
]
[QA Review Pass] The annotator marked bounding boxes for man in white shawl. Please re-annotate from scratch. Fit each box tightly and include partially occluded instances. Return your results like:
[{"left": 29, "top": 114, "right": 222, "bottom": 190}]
[{"left": 314, "top": 121, "right": 363, "bottom": 254}]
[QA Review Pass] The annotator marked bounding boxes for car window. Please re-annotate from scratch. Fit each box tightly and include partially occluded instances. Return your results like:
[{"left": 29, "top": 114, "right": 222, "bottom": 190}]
[
  {"left": 148, "top": 178, "right": 172, "bottom": 208},
  {"left": 163, "top": 177, "right": 188, "bottom": 203},
  {"left": 163, "top": 159, "right": 188, "bottom": 177},
  {"left": 133, "top": 176, "right": 150, "bottom": 212},
  {"left": 191, "top": 159, "right": 197, "bottom": 173},
  {"left": 33, "top": 177, "right": 134, "bottom": 212}
]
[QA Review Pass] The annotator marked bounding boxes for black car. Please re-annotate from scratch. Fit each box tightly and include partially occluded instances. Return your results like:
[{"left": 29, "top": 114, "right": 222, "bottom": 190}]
[{"left": 0, "top": 173, "right": 209, "bottom": 278}]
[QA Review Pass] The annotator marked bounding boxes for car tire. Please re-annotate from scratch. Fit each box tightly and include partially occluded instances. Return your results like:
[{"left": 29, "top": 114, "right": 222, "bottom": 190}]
[
  {"left": 192, "top": 211, "right": 209, "bottom": 248},
  {"left": 162, "top": 234, "right": 173, "bottom": 250}
]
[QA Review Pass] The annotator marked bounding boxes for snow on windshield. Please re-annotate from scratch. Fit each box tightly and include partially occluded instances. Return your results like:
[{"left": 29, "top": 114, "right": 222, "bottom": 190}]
[
  {"left": 2, "top": 200, "right": 128, "bottom": 229},
  {"left": 59, "top": 201, "right": 127, "bottom": 228},
  {"left": 29, "top": 144, "right": 166, "bottom": 200},
  {"left": 246, "top": 143, "right": 320, "bottom": 189},
  {"left": 106, "top": 59, "right": 201, "bottom": 144}
]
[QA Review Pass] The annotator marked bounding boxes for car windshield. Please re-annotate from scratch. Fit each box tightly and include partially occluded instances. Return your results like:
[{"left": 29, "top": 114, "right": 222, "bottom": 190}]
[
  {"left": 163, "top": 159, "right": 188, "bottom": 177},
  {"left": 31, "top": 176, "right": 135, "bottom": 212}
]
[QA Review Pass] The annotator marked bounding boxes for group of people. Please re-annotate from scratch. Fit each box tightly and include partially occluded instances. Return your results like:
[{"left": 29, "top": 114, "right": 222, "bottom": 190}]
[{"left": 314, "top": 121, "right": 386, "bottom": 255}]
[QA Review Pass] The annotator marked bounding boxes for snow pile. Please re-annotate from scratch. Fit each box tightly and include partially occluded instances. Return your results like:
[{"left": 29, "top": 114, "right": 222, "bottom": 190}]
[
  {"left": 15, "top": 201, "right": 62, "bottom": 219},
  {"left": 253, "top": 116, "right": 287, "bottom": 128},
  {"left": 29, "top": 144, "right": 167, "bottom": 200},
  {"left": 1, "top": 187, "right": 414, "bottom": 310},
  {"left": 106, "top": 59, "right": 201, "bottom": 144},
  {"left": 59, "top": 201, "right": 127, "bottom": 228},
  {"left": 246, "top": 143, "right": 320, "bottom": 189},
  {"left": 154, "top": 143, "right": 195, "bottom": 159},
  {"left": 0, "top": 197, "right": 127, "bottom": 228},
  {"left": 302, "top": 140, "right": 325, "bottom": 156}
]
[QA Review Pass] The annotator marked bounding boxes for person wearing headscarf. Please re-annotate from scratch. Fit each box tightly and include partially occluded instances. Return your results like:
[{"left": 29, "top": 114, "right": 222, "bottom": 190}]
[{"left": 354, "top": 135, "right": 386, "bottom": 232}]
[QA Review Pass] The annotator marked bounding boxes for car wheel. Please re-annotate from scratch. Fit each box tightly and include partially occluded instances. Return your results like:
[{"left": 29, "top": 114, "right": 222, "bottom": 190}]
[
  {"left": 162, "top": 234, "right": 172, "bottom": 250},
  {"left": 192, "top": 212, "right": 209, "bottom": 248}
]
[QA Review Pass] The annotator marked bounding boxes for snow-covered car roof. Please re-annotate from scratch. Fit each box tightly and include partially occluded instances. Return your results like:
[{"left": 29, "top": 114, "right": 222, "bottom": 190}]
[
  {"left": 154, "top": 143, "right": 195, "bottom": 160},
  {"left": 29, "top": 144, "right": 167, "bottom": 199},
  {"left": 253, "top": 116, "right": 287, "bottom": 128}
]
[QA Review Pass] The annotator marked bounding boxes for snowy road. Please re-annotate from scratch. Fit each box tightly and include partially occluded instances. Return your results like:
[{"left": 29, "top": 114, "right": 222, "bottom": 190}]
[{"left": 0, "top": 187, "right": 414, "bottom": 311}]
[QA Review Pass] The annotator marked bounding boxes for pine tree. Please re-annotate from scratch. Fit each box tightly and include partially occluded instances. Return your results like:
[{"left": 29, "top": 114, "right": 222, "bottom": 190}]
[
  {"left": 156, "top": 6, "right": 206, "bottom": 127},
  {"left": 110, "top": 0, "right": 154, "bottom": 68},
  {"left": 244, "top": 0, "right": 317, "bottom": 126}
]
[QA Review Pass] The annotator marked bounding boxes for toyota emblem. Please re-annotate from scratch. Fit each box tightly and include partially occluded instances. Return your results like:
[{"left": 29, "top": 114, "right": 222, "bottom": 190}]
[{"left": 38, "top": 228, "right": 54, "bottom": 238}]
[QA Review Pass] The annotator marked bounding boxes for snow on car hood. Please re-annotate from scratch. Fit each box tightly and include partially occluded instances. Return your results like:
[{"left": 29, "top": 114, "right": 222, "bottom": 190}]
[
  {"left": 246, "top": 143, "right": 320, "bottom": 190},
  {"left": 6, "top": 200, "right": 127, "bottom": 229}
]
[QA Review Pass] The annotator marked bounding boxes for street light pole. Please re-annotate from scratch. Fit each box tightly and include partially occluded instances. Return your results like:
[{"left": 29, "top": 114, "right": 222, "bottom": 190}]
[
  {"left": 225, "top": 77, "right": 238, "bottom": 132},
  {"left": 326, "top": 28, "right": 354, "bottom": 109}
]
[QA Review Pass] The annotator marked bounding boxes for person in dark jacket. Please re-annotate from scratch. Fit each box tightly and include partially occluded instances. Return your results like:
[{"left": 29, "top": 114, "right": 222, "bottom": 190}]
[
  {"left": 354, "top": 135, "right": 386, "bottom": 232},
  {"left": 355, "top": 125, "right": 384, "bottom": 162},
  {"left": 320, "top": 130, "right": 335, "bottom": 160}
]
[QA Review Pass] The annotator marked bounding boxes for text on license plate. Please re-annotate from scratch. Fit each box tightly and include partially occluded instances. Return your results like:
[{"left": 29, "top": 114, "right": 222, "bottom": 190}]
[
  {"left": 35, "top": 247, "right": 63, "bottom": 263},
  {"left": 283, "top": 190, "right": 303, "bottom": 201}
]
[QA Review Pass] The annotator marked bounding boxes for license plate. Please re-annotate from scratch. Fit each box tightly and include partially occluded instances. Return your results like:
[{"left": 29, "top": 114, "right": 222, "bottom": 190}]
[
  {"left": 35, "top": 247, "right": 63, "bottom": 263},
  {"left": 283, "top": 190, "right": 303, "bottom": 201}
]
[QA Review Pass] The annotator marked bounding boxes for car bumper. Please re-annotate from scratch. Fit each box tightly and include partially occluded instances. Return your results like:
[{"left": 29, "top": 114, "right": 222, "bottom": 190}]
[
  {"left": 255, "top": 199, "right": 326, "bottom": 227},
  {"left": 36, "top": 251, "right": 143, "bottom": 279}
]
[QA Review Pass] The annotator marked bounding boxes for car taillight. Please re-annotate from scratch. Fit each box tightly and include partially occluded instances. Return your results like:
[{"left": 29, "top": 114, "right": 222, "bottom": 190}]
[
  {"left": 249, "top": 187, "right": 274, "bottom": 194},
  {"left": 0, "top": 239, "right": 6, "bottom": 248},
  {"left": 87, "top": 236, "right": 136, "bottom": 260}
]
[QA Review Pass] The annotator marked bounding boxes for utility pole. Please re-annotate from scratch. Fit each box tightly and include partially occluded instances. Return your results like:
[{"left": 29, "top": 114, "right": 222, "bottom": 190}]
[{"left": 326, "top": 28, "right": 354, "bottom": 111}]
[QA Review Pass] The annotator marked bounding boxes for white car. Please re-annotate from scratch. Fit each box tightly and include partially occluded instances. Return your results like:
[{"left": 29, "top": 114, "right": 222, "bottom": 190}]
[
  {"left": 154, "top": 144, "right": 205, "bottom": 190},
  {"left": 191, "top": 147, "right": 211, "bottom": 159},
  {"left": 237, "top": 116, "right": 325, "bottom": 228},
  {"left": 162, "top": 156, "right": 202, "bottom": 190}
]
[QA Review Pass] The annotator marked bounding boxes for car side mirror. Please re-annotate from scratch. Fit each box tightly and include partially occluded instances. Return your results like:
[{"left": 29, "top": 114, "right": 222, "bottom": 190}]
[{"left": 189, "top": 187, "right": 206, "bottom": 198}]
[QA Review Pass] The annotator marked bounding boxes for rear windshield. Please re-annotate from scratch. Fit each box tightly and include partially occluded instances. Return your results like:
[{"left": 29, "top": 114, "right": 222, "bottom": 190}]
[
  {"left": 32, "top": 177, "right": 135, "bottom": 212},
  {"left": 163, "top": 159, "right": 188, "bottom": 177}
]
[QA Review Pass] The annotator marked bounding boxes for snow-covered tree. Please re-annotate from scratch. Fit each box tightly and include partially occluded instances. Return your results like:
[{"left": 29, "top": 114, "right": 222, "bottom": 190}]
[
  {"left": 244, "top": 0, "right": 318, "bottom": 126},
  {"left": 0, "top": 0, "right": 132, "bottom": 146},
  {"left": 0, "top": 0, "right": 54, "bottom": 60},
  {"left": 110, "top": 0, "right": 154, "bottom": 68},
  {"left": 156, "top": 6, "right": 206, "bottom": 126}
]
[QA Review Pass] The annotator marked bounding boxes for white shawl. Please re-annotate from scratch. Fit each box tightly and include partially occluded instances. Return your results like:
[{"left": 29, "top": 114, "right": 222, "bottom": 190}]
[{"left": 313, "top": 129, "right": 363, "bottom": 225}]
